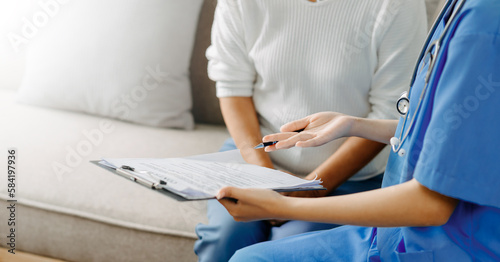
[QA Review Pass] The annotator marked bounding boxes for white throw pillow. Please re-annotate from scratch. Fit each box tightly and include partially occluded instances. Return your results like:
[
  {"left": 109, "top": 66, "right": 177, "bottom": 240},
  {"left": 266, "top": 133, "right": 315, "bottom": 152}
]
[{"left": 17, "top": 0, "right": 203, "bottom": 129}]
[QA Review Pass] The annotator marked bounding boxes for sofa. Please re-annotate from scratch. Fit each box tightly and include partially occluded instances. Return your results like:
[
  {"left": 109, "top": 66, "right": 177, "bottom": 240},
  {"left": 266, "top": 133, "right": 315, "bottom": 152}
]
[
  {"left": 0, "top": 0, "right": 444, "bottom": 261},
  {"left": 0, "top": 1, "right": 228, "bottom": 261}
]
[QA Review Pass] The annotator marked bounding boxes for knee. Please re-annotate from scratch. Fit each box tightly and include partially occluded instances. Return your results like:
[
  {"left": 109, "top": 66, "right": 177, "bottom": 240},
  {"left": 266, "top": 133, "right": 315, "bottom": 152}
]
[
  {"left": 203, "top": 200, "right": 267, "bottom": 237},
  {"left": 195, "top": 212, "right": 268, "bottom": 261},
  {"left": 197, "top": 213, "right": 250, "bottom": 238}
]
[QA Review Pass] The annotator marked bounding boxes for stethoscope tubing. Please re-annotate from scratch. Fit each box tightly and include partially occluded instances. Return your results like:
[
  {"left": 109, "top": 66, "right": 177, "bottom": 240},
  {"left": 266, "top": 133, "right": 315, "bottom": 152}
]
[
  {"left": 392, "top": 0, "right": 466, "bottom": 154},
  {"left": 409, "top": 0, "right": 454, "bottom": 87}
]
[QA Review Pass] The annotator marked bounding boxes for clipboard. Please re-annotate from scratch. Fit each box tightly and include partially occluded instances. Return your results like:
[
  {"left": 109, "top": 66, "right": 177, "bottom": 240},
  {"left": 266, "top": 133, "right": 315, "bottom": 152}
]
[
  {"left": 91, "top": 152, "right": 325, "bottom": 202},
  {"left": 91, "top": 161, "right": 208, "bottom": 201}
]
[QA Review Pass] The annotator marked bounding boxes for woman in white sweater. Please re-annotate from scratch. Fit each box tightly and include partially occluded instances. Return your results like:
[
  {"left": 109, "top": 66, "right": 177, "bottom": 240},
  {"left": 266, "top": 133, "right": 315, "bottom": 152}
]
[{"left": 195, "top": 0, "right": 427, "bottom": 261}]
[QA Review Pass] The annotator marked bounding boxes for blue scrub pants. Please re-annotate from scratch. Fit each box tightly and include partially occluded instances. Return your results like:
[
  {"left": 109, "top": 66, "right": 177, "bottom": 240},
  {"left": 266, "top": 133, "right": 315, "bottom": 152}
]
[
  {"left": 230, "top": 226, "right": 374, "bottom": 262},
  {"left": 194, "top": 138, "right": 383, "bottom": 262}
]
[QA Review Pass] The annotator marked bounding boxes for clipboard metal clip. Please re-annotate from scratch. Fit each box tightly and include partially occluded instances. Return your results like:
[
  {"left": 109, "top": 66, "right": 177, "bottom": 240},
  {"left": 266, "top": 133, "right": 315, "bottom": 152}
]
[{"left": 117, "top": 165, "right": 167, "bottom": 190}]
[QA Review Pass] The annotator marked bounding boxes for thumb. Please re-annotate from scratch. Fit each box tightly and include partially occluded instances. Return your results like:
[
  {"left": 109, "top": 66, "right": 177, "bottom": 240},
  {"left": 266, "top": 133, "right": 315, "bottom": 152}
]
[{"left": 217, "top": 186, "right": 238, "bottom": 200}]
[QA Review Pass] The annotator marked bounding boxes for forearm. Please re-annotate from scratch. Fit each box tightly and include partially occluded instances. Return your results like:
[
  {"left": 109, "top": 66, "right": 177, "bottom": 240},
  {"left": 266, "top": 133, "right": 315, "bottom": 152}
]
[
  {"left": 350, "top": 118, "right": 399, "bottom": 145},
  {"left": 306, "top": 137, "right": 386, "bottom": 194},
  {"left": 220, "top": 97, "right": 274, "bottom": 168},
  {"left": 280, "top": 179, "right": 458, "bottom": 227}
]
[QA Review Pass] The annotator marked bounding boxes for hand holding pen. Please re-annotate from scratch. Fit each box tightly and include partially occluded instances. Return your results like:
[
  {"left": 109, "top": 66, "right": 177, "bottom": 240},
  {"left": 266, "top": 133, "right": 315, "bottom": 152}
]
[
  {"left": 254, "top": 128, "right": 305, "bottom": 151},
  {"left": 256, "top": 112, "right": 355, "bottom": 152}
]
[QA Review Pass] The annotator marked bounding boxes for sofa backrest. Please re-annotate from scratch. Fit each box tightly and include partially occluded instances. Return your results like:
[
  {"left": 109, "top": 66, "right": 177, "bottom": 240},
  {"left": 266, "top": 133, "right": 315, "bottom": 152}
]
[
  {"left": 189, "top": 0, "right": 447, "bottom": 126},
  {"left": 427, "top": 0, "right": 447, "bottom": 26}
]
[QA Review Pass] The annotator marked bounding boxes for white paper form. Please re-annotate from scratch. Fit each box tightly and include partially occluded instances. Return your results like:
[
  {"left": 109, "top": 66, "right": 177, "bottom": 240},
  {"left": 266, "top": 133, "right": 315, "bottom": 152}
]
[
  {"left": 184, "top": 149, "right": 246, "bottom": 164},
  {"left": 101, "top": 150, "right": 322, "bottom": 200}
]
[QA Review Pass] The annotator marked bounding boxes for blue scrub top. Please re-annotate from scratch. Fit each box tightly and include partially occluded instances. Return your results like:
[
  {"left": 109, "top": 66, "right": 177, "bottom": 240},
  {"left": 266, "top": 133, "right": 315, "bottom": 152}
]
[{"left": 378, "top": 0, "right": 500, "bottom": 261}]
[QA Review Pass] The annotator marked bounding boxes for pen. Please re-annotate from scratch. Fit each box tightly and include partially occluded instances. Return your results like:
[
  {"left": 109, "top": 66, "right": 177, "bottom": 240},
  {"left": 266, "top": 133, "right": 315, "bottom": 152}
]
[
  {"left": 254, "top": 128, "right": 305, "bottom": 149},
  {"left": 254, "top": 141, "right": 278, "bottom": 149}
]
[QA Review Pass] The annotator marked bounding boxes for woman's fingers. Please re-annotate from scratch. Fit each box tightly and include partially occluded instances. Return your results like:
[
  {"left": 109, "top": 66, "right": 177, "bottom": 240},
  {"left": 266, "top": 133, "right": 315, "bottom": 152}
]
[
  {"left": 262, "top": 132, "right": 297, "bottom": 152},
  {"left": 264, "top": 144, "right": 278, "bottom": 152},
  {"left": 295, "top": 134, "right": 330, "bottom": 148},
  {"left": 217, "top": 187, "right": 240, "bottom": 212},
  {"left": 262, "top": 132, "right": 297, "bottom": 143},
  {"left": 217, "top": 187, "right": 282, "bottom": 221},
  {"left": 263, "top": 112, "right": 350, "bottom": 151},
  {"left": 274, "top": 132, "right": 316, "bottom": 150},
  {"left": 217, "top": 186, "right": 239, "bottom": 200},
  {"left": 295, "top": 139, "right": 322, "bottom": 148},
  {"left": 277, "top": 133, "right": 315, "bottom": 149},
  {"left": 217, "top": 187, "right": 258, "bottom": 205},
  {"left": 280, "top": 116, "right": 310, "bottom": 133},
  {"left": 263, "top": 132, "right": 317, "bottom": 151}
]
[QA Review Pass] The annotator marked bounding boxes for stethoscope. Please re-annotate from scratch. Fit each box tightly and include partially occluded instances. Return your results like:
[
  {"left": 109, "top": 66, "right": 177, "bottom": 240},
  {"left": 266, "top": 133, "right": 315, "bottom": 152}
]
[{"left": 390, "top": 0, "right": 466, "bottom": 157}]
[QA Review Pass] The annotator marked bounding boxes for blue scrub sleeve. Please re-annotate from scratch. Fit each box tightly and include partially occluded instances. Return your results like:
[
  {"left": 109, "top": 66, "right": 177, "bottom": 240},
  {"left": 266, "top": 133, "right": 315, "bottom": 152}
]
[{"left": 413, "top": 32, "right": 500, "bottom": 209}]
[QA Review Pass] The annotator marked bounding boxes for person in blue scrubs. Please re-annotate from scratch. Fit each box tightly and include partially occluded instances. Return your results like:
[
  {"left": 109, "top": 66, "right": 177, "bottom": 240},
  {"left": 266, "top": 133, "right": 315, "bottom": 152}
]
[
  {"left": 216, "top": 0, "right": 500, "bottom": 260},
  {"left": 195, "top": 0, "right": 427, "bottom": 261}
]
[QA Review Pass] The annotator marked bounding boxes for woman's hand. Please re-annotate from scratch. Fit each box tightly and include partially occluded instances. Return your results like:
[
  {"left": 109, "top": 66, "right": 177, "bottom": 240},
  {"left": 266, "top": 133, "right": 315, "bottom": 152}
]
[
  {"left": 263, "top": 112, "right": 356, "bottom": 152},
  {"left": 217, "top": 187, "right": 287, "bottom": 222}
]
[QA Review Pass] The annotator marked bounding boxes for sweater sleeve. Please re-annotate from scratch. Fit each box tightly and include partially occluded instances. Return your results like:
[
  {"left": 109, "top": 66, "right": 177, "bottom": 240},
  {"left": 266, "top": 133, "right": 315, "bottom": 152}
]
[
  {"left": 206, "top": 0, "right": 256, "bottom": 98},
  {"left": 366, "top": 0, "right": 428, "bottom": 120}
]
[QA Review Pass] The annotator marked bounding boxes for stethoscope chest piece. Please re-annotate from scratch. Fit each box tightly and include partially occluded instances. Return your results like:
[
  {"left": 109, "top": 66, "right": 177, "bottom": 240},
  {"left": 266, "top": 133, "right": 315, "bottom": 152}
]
[
  {"left": 397, "top": 92, "right": 410, "bottom": 116},
  {"left": 391, "top": 0, "right": 466, "bottom": 158},
  {"left": 390, "top": 137, "right": 406, "bottom": 157},
  {"left": 398, "top": 148, "right": 406, "bottom": 157}
]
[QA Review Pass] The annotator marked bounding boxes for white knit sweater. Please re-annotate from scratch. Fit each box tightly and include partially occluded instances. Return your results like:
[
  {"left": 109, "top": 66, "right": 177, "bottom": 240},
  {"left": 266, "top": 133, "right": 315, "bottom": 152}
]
[{"left": 207, "top": 0, "right": 427, "bottom": 180}]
